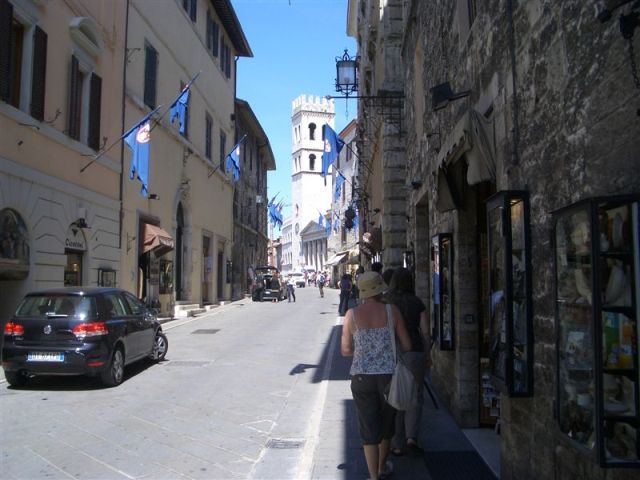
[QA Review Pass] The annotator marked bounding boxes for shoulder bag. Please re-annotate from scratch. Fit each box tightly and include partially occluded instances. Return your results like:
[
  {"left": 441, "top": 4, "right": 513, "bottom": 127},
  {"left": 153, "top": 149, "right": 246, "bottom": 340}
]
[{"left": 385, "top": 304, "right": 418, "bottom": 411}]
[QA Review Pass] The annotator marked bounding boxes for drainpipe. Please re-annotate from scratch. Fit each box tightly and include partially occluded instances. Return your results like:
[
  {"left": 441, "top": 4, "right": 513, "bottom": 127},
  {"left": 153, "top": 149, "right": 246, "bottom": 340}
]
[
  {"left": 507, "top": 0, "right": 521, "bottom": 167},
  {"left": 118, "top": 0, "right": 130, "bottom": 250}
]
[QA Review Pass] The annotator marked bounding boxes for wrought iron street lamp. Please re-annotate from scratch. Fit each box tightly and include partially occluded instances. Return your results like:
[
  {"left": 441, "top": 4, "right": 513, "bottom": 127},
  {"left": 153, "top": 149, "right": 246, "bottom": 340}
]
[{"left": 335, "top": 49, "right": 359, "bottom": 97}]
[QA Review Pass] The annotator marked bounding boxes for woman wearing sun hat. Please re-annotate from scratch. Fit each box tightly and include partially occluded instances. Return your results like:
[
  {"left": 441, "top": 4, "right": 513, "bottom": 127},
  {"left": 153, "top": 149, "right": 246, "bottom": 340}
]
[{"left": 341, "top": 271, "right": 412, "bottom": 480}]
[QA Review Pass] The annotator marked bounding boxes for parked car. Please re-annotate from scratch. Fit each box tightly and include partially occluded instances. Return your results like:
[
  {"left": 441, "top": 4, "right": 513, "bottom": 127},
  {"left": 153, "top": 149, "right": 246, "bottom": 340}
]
[
  {"left": 2, "top": 287, "right": 168, "bottom": 387},
  {"left": 290, "top": 272, "right": 306, "bottom": 288},
  {"left": 251, "top": 266, "right": 285, "bottom": 301}
]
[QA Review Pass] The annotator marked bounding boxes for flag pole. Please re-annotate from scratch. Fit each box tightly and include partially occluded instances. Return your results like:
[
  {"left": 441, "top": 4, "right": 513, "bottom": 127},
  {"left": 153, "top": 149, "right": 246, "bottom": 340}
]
[
  {"left": 80, "top": 104, "right": 162, "bottom": 173},
  {"left": 149, "top": 71, "right": 201, "bottom": 134}
]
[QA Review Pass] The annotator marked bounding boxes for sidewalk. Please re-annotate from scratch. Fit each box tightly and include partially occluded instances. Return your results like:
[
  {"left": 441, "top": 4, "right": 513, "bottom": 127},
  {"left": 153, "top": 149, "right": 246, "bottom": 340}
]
[{"left": 310, "top": 326, "right": 499, "bottom": 480}]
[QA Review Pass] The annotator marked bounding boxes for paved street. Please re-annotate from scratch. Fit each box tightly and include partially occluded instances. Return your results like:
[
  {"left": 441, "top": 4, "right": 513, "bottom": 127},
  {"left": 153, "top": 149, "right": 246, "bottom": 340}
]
[
  {"left": 1, "top": 286, "right": 341, "bottom": 480},
  {"left": 1, "top": 287, "right": 497, "bottom": 480}
]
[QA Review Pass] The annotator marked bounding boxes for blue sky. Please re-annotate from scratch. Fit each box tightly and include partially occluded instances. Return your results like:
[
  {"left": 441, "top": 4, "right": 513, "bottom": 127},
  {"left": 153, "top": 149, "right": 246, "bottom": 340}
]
[{"left": 232, "top": 0, "right": 356, "bottom": 219}]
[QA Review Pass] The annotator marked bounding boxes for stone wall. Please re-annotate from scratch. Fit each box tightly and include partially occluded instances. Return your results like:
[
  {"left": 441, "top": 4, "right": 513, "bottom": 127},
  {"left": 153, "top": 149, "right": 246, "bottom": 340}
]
[{"left": 401, "top": 0, "right": 640, "bottom": 478}]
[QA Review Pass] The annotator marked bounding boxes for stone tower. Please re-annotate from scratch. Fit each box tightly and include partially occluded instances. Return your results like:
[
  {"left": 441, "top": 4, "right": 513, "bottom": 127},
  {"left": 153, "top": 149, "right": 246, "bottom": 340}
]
[{"left": 289, "top": 94, "right": 335, "bottom": 271}]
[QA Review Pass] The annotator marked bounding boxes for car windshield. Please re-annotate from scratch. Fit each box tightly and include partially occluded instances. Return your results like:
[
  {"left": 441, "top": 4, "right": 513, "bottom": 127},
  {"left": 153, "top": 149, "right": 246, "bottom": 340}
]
[{"left": 16, "top": 295, "right": 97, "bottom": 319}]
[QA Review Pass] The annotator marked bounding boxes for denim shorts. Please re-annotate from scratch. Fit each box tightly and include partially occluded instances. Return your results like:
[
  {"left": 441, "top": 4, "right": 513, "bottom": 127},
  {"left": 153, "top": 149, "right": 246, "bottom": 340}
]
[{"left": 350, "top": 374, "right": 396, "bottom": 445}]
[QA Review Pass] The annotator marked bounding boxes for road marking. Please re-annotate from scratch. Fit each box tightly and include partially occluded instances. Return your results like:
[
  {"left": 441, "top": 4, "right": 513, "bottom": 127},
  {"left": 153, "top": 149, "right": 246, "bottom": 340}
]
[{"left": 294, "top": 315, "right": 342, "bottom": 479}]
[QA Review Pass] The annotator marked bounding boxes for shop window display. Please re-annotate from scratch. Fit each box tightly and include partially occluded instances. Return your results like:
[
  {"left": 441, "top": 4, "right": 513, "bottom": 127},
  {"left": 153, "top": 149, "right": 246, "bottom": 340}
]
[
  {"left": 486, "top": 191, "right": 533, "bottom": 396},
  {"left": 553, "top": 195, "right": 639, "bottom": 467},
  {"left": 431, "top": 233, "right": 454, "bottom": 350}
]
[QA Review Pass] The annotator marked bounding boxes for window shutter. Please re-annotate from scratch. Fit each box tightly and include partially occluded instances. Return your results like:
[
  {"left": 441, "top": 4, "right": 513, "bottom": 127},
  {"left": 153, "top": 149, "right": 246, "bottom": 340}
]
[
  {"left": 144, "top": 45, "right": 157, "bottom": 108},
  {"left": 206, "top": 10, "right": 211, "bottom": 50},
  {"left": 190, "top": 0, "right": 197, "bottom": 22},
  {"left": 30, "top": 25, "right": 47, "bottom": 121},
  {"left": 212, "top": 22, "right": 219, "bottom": 57},
  {"left": 68, "top": 55, "right": 81, "bottom": 140},
  {"left": 88, "top": 73, "right": 102, "bottom": 150},
  {"left": 0, "top": 0, "right": 13, "bottom": 102}
]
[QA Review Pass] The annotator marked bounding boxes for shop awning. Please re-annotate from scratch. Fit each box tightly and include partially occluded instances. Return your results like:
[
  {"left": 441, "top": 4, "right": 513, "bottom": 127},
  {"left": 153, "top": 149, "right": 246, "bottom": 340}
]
[
  {"left": 142, "top": 224, "right": 174, "bottom": 257},
  {"left": 325, "top": 252, "right": 348, "bottom": 266},
  {"left": 435, "top": 109, "right": 496, "bottom": 211}
]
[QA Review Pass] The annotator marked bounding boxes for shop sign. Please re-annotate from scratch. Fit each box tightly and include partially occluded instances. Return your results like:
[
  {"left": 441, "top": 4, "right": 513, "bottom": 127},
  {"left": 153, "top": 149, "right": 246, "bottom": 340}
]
[{"left": 65, "top": 227, "right": 86, "bottom": 251}]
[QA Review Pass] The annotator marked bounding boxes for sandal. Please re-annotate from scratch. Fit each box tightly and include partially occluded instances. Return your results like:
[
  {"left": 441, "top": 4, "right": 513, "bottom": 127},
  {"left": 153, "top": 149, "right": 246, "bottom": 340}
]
[
  {"left": 390, "top": 447, "right": 404, "bottom": 456},
  {"left": 406, "top": 440, "right": 424, "bottom": 455},
  {"left": 379, "top": 460, "right": 393, "bottom": 479}
]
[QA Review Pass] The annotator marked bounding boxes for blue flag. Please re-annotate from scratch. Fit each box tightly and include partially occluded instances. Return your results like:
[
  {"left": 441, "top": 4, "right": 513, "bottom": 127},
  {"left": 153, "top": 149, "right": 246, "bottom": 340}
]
[
  {"left": 169, "top": 88, "right": 190, "bottom": 134},
  {"left": 318, "top": 213, "right": 324, "bottom": 229},
  {"left": 125, "top": 108, "right": 160, "bottom": 197},
  {"left": 225, "top": 137, "right": 244, "bottom": 182},
  {"left": 335, "top": 172, "right": 345, "bottom": 200},
  {"left": 321, "top": 124, "right": 345, "bottom": 178},
  {"left": 325, "top": 218, "right": 331, "bottom": 236}
]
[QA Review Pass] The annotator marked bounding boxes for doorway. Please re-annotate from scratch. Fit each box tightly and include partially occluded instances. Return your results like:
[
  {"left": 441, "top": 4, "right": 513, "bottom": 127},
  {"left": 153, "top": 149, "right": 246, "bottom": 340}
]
[
  {"left": 475, "top": 182, "right": 498, "bottom": 428},
  {"left": 176, "top": 203, "right": 184, "bottom": 300},
  {"left": 202, "top": 235, "right": 211, "bottom": 304},
  {"left": 217, "top": 249, "right": 224, "bottom": 300}
]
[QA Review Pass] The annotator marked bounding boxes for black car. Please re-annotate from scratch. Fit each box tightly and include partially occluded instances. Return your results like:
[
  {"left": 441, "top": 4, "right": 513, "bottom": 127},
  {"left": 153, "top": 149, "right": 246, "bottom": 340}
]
[
  {"left": 251, "top": 266, "right": 285, "bottom": 301},
  {"left": 2, "top": 287, "right": 168, "bottom": 387}
]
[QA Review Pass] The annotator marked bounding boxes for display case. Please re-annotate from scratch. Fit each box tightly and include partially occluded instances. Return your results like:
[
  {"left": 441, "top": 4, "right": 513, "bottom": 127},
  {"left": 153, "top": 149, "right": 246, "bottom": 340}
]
[
  {"left": 486, "top": 191, "right": 533, "bottom": 396},
  {"left": 431, "top": 233, "right": 454, "bottom": 350},
  {"left": 553, "top": 195, "right": 639, "bottom": 467}
]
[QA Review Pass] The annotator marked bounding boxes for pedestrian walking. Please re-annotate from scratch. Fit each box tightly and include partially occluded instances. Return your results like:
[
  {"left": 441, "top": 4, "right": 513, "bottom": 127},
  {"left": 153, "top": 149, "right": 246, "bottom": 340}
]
[
  {"left": 286, "top": 275, "right": 296, "bottom": 303},
  {"left": 318, "top": 271, "right": 326, "bottom": 298},
  {"left": 386, "top": 267, "right": 432, "bottom": 456},
  {"left": 341, "top": 272, "right": 412, "bottom": 480},
  {"left": 338, "top": 273, "right": 353, "bottom": 316}
]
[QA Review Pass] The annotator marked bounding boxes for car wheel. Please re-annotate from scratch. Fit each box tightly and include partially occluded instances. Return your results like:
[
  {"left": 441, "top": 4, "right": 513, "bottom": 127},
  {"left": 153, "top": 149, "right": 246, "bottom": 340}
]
[
  {"left": 101, "top": 347, "right": 124, "bottom": 387},
  {"left": 259, "top": 290, "right": 265, "bottom": 302},
  {"left": 4, "top": 370, "right": 27, "bottom": 387},
  {"left": 151, "top": 331, "right": 168, "bottom": 362}
]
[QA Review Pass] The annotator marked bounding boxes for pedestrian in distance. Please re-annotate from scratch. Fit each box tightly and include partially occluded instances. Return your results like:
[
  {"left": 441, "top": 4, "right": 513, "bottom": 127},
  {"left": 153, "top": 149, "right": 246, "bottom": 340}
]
[
  {"left": 286, "top": 274, "right": 296, "bottom": 303},
  {"left": 341, "top": 272, "right": 412, "bottom": 480},
  {"left": 338, "top": 273, "right": 353, "bottom": 316},
  {"left": 318, "top": 271, "right": 326, "bottom": 298},
  {"left": 371, "top": 261, "right": 384, "bottom": 274},
  {"left": 382, "top": 268, "right": 395, "bottom": 286},
  {"left": 386, "top": 267, "right": 432, "bottom": 457}
]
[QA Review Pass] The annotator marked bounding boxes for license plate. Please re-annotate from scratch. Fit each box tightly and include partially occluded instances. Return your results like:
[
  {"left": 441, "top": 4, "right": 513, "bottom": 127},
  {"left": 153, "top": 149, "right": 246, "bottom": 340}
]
[{"left": 27, "top": 352, "right": 64, "bottom": 362}]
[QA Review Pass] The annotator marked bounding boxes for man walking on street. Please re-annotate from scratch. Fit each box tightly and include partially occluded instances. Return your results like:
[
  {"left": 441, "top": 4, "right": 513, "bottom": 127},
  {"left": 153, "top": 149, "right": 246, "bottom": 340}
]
[{"left": 287, "top": 275, "right": 296, "bottom": 302}]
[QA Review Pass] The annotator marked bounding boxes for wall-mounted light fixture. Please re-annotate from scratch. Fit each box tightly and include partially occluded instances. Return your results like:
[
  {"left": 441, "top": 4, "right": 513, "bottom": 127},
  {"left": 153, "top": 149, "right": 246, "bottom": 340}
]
[
  {"left": 430, "top": 82, "right": 471, "bottom": 111},
  {"left": 329, "top": 50, "right": 404, "bottom": 123},
  {"left": 335, "top": 49, "right": 359, "bottom": 98}
]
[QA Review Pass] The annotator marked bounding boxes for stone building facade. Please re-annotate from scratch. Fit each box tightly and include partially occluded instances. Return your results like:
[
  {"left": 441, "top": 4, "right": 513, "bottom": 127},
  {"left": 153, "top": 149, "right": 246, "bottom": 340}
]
[
  {"left": 349, "top": 0, "right": 640, "bottom": 478},
  {"left": 231, "top": 98, "right": 274, "bottom": 300},
  {"left": 120, "top": 0, "right": 252, "bottom": 314},
  {"left": 326, "top": 119, "right": 360, "bottom": 283},
  {"left": 0, "top": 0, "right": 124, "bottom": 321}
]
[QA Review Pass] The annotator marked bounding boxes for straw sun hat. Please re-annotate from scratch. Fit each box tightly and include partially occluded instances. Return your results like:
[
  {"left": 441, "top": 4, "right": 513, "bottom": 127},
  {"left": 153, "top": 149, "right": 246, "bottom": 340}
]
[{"left": 357, "top": 271, "right": 386, "bottom": 299}]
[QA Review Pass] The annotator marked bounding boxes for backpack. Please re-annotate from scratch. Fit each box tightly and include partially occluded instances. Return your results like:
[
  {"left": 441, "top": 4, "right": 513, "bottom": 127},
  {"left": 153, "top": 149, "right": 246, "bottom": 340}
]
[{"left": 318, "top": 275, "right": 326, "bottom": 285}]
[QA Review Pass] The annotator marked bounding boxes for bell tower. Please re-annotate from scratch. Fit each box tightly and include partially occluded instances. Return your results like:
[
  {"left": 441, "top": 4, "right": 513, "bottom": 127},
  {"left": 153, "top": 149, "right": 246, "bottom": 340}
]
[{"left": 289, "top": 94, "right": 335, "bottom": 271}]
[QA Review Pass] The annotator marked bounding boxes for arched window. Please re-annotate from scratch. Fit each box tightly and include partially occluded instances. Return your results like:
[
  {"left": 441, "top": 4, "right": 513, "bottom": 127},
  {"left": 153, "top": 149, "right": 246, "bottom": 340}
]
[
  {"left": 309, "top": 123, "right": 316, "bottom": 140},
  {"left": 0, "top": 208, "right": 30, "bottom": 279},
  {"left": 309, "top": 154, "right": 316, "bottom": 171}
]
